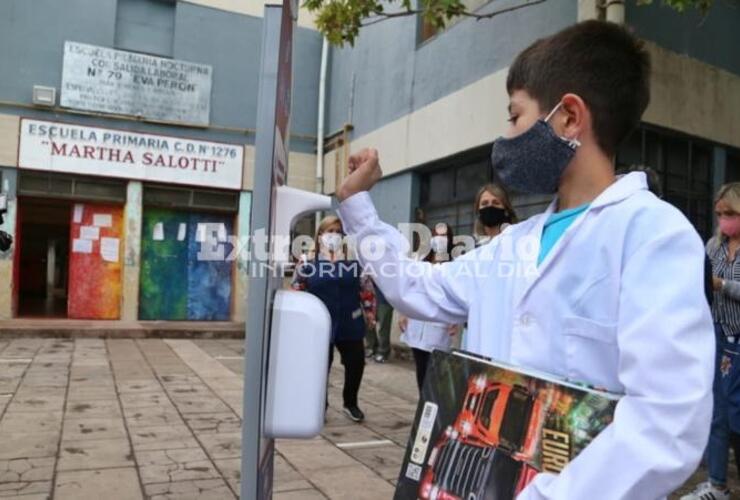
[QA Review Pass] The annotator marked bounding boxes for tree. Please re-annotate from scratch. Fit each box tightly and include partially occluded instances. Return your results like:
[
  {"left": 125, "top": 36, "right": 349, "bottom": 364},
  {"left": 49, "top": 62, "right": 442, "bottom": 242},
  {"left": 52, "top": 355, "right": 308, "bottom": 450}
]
[{"left": 304, "top": 0, "right": 720, "bottom": 46}]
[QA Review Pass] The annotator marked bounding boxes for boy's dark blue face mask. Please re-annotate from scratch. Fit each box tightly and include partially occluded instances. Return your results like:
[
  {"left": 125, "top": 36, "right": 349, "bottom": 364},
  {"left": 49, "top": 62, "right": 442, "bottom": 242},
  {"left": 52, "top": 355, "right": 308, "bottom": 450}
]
[{"left": 490, "top": 102, "right": 581, "bottom": 194}]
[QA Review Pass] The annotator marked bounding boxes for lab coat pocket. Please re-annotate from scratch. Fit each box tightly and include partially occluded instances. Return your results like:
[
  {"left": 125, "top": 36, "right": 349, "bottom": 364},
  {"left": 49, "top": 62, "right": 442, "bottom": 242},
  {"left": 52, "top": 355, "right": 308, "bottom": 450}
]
[{"left": 563, "top": 316, "right": 620, "bottom": 390}]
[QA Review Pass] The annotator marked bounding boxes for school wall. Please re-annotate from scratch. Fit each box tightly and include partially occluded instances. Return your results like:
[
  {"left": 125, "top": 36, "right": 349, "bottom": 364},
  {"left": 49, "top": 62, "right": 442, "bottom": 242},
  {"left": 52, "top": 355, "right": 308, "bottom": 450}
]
[
  {"left": 0, "top": 0, "right": 323, "bottom": 321},
  {"left": 320, "top": 8, "right": 740, "bottom": 189},
  {"left": 325, "top": 0, "right": 577, "bottom": 139},
  {"left": 0, "top": 0, "right": 322, "bottom": 153}
]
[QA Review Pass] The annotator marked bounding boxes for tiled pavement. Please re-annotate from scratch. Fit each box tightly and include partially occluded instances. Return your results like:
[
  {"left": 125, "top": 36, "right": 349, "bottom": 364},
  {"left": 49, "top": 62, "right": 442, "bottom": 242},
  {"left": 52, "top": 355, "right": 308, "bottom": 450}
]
[{"left": 0, "top": 338, "right": 734, "bottom": 499}]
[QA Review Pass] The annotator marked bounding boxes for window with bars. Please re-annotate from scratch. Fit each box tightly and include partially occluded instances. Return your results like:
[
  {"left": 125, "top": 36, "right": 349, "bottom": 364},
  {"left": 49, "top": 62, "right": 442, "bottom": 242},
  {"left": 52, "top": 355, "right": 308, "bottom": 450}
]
[
  {"left": 616, "top": 125, "right": 715, "bottom": 240},
  {"left": 419, "top": 124, "right": 725, "bottom": 241},
  {"left": 419, "top": 147, "right": 492, "bottom": 237}
]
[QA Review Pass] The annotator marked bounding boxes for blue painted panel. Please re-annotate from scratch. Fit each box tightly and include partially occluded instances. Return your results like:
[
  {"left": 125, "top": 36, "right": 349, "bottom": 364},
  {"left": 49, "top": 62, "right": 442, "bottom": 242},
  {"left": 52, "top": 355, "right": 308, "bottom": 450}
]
[{"left": 187, "top": 212, "right": 234, "bottom": 320}]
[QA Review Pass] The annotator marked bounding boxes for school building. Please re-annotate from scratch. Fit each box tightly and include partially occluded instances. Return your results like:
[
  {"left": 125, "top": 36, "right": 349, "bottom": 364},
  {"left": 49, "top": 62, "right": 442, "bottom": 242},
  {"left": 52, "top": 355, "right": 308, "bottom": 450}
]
[
  {"left": 0, "top": 0, "right": 322, "bottom": 323},
  {"left": 322, "top": 0, "right": 740, "bottom": 241},
  {"left": 0, "top": 0, "right": 738, "bottom": 325}
]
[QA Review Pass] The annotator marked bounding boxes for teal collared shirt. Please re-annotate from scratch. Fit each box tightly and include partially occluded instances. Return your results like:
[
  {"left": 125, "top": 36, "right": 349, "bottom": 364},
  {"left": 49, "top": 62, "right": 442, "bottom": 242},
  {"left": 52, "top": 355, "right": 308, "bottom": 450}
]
[{"left": 538, "top": 203, "right": 590, "bottom": 265}]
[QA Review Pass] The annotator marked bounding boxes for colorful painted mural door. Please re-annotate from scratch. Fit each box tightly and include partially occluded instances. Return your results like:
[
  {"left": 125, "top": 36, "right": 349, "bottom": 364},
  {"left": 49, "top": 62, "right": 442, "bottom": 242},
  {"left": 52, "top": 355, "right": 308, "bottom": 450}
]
[
  {"left": 139, "top": 208, "right": 233, "bottom": 320},
  {"left": 67, "top": 203, "right": 123, "bottom": 319},
  {"left": 188, "top": 214, "right": 233, "bottom": 320},
  {"left": 139, "top": 209, "right": 189, "bottom": 320}
]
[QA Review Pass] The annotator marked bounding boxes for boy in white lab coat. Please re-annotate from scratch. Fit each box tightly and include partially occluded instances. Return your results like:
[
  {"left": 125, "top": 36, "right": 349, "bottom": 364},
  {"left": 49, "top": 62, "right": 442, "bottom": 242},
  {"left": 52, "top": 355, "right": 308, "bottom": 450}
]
[{"left": 335, "top": 21, "right": 714, "bottom": 500}]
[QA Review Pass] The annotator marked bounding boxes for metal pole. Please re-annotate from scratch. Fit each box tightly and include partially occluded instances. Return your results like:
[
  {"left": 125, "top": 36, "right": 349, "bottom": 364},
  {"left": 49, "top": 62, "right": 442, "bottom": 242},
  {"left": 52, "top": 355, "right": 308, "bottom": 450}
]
[{"left": 240, "top": 6, "right": 282, "bottom": 499}]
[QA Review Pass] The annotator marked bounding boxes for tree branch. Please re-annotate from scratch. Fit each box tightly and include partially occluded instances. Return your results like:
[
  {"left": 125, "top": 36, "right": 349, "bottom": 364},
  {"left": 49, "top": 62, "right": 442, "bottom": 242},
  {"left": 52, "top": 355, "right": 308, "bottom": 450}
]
[
  {"left": 460, "top": 0, "right": 549, "bottom": 20},
  {"left": 361, "top": 9, "right": 424, "bottom": 27},
  {"left": 359, "top": 0, "right": 548, "bottom": 27}
]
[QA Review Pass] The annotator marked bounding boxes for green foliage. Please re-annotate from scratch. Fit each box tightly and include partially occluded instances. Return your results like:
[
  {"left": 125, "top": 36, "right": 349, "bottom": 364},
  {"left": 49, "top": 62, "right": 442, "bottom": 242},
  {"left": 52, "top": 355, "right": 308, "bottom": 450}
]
[{"left": 305, "top": 0, "right": 721, "bottom": 46}]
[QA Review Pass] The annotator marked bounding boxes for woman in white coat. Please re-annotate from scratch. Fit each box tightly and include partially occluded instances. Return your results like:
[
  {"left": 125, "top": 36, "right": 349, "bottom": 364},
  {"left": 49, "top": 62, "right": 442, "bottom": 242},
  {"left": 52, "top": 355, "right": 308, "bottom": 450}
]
[{"left": 399, "top": 222, "right": 459, "bottom": 392}]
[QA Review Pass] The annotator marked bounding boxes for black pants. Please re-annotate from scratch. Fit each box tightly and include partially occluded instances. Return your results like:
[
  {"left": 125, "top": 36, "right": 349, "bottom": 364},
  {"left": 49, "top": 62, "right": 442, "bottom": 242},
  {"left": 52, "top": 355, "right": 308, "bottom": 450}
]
[
  {"left": 412, "top": 348, "right": 431, "bottom": 393},
  {"left": 329, "top": 340, "right": 365, "bottom": 408}
]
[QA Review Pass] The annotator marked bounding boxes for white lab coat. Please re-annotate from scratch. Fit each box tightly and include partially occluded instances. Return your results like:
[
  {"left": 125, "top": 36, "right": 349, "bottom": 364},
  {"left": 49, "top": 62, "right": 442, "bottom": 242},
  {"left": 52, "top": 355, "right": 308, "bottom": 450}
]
[
  {"left": 401, "top": 319, "right": 453, "bottom": 352},
  {"left": 338, "top": 172, "right": 713, "bottom": 500},
  {"left": 400, "top": 260, "right": 455, "bottom": 352}
]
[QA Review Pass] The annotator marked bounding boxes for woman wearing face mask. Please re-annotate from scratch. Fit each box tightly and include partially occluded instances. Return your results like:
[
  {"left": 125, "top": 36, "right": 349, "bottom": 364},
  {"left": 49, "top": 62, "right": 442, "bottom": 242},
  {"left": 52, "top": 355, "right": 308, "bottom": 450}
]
[
  {"left": 692, "top": 184, "right": 740, "bottom": 500},
  {"left": 398, "top": 223, "right": 460, "bottom": 392},
  {"left": 292, "top": 215, "right": 376, "bottom": 423},
  {"left": 473, "top": 183, "right": 518, "bottom": 246}
]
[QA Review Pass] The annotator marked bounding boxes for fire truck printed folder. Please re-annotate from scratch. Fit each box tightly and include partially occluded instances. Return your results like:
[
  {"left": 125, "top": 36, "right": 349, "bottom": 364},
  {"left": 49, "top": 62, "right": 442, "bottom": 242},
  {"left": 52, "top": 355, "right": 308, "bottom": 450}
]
[{"left": 395, "top": 350, "right": 620, "bottom": 500}]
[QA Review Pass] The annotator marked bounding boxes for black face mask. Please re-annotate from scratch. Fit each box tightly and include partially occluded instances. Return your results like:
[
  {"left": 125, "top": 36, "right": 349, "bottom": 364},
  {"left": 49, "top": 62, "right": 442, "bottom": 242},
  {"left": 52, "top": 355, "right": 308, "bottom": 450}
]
[{"left": 478, "top": 206, "right": 510, "bottom": 228}]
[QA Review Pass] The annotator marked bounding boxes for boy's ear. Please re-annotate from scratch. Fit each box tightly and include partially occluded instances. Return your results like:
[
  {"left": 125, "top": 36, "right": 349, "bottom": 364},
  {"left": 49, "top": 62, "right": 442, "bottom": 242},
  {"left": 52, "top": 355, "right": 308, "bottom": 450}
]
[{"left": 559, "top": 93, "right": 588, "bottom": 141}]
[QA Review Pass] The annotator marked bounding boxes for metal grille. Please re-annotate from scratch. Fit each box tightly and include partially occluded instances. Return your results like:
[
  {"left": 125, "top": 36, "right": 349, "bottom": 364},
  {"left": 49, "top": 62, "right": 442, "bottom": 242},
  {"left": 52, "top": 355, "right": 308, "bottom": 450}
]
[
  {"left": 18, "top": 171, "right": 126, "bottom": 203},
  {"left": 144, "top": 185, "right": 239, "bottom": 213},
  {"left": 433, "top": 438, "right": 492, "bottom": 498}
]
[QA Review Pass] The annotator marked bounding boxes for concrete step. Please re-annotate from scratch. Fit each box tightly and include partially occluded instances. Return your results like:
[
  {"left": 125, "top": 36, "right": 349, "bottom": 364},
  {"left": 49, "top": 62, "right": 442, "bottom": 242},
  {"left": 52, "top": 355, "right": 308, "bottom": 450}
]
[{"left": 0, "top": 319, "right": 245, "bottom": 338}]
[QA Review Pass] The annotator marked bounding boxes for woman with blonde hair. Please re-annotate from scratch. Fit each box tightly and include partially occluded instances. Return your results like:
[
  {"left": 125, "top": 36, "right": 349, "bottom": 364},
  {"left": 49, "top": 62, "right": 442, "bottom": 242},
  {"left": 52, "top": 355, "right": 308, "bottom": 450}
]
[
  {"left": 473, "top": 183, "right": 517, "bottom": 246},
  {"left": 292, "top": 215, "right": 376, "bottom": 422},
  {"left": 691, "top": 183, "right": 740, "bottom": 500}
]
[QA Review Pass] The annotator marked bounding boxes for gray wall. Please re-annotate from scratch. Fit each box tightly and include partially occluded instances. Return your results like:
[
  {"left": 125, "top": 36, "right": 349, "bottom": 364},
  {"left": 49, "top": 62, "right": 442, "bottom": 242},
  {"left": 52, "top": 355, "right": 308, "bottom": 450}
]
[
  {"left": 0, "top": 0, "right": 323, "bottom": 153},
  {"left": 116, "top": 0, "right": 176, "bottom": 57},
  {"left": 326, "top": 0, "right": 577, "bottom": 139},
  {"left": 626, "top": 0, "right": 740, "bottom": 77},
  {"left": 368, "top": 172, "right": 418, "bottom": 228}
]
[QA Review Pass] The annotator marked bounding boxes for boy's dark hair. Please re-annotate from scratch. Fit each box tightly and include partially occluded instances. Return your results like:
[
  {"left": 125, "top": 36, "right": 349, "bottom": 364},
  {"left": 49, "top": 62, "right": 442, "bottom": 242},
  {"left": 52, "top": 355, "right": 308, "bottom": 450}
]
[{"left": 507, "top": 20, "right": 651, "bottom": 156}]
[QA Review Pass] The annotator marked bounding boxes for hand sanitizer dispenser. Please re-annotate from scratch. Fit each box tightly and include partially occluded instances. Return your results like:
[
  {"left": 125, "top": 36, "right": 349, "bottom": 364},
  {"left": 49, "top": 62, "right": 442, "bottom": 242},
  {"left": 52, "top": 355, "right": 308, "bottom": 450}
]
[
  {"left": 263, "top": 185, "right": 333, "bottom": 438},
  {"left": 264, "top": 289, "right": 331, "bottom": 438}
]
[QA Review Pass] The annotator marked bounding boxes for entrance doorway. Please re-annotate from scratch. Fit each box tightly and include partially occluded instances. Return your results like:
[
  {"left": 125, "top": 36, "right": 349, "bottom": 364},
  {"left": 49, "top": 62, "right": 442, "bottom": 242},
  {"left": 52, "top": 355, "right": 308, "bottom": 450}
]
[{"left": 17, "top": 198, "right": 71, "bottom": 317}]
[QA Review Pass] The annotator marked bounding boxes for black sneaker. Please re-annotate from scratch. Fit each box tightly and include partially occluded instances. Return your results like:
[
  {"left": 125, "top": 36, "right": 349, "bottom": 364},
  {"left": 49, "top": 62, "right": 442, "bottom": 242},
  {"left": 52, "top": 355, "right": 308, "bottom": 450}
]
[
  {"left": 343, "top": 405, "right": 365, "bottom": 422},
  {"left": 365, "top": 350, "right": 375, "bottom": 358}
]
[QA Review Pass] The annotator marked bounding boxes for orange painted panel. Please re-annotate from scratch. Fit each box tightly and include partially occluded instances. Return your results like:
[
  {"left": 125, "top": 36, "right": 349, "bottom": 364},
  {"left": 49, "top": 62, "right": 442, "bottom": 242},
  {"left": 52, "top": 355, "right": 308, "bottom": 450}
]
[{"left": 67, "top": 203, "right": 123, "bottom": 319}]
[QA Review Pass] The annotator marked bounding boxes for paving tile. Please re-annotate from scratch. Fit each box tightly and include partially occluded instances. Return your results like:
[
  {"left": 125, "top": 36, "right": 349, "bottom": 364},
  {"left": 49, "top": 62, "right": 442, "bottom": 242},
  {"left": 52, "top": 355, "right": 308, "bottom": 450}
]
[
  {"left": 345, "top": 445, "right": 406, "bottom": 481},
  {"left": 0, "top": 457, "right": 55, "bottom": 483},
  {"left": 62, "top": 418, "right": 127, "bottom": 441},
  {"left": 273, "top": 489, "right": 327, "bottom": 499},
  {"left": 54, "top": 468, "right": 142, "bottom": 500},
  {"left": 118, "top": 391, "right": 171, "bottom": 409},
  {"left": 158, "top": 375, "right": 202, "bottom": 385},
  {"left": 0, "top": 379, "right": 21, "bottom": 395},
  {"left": 7, "top": 395, "right": 64, "bottom": 414},
  {"left": 0, "top": 493, "right": 50, "bottom": 499},
  {"left": 19, "top": 376, "right": 68, "bottom": 389},
  {"left": 65, "top": 399, "right": 122, "bottom": 419},
  {"left": 273, "top": 455, "right": 312, "bottom": 493},
  {"left": 122, "top": 405, "right": 182, "bottom": 428},
  {"left": 144, "top": 479, "right": 235, "bottom": 499},
  {"left": 162, "top": 384, "right": 213, "bottom": 397},
  {"left": 58, "top": 438, "right": 133, "bottom": 471},
  {"left": 135, "top": 448, "right": 220, "bottom": 485},
  {"left": 129, "top": 425, "right": 200, "bottom": 451},
  {"left": 307, "top": 465, "right": 395, "bottom": 499},
  {"left": 0, "top": 412, "right": 62, "bottom": 435},
  {"left": 0, "top": 480, "right": 52, "bottom": 498},
  {"left": 321, "top": 424, "right": 384, "bottom": 445},
  {"left": 69, "top": 367, "right": 111, "bottom": 380},
  {"left": 116, "top": 380, "right": 163, "bottom": 394},
  {"left": 169, "top": 396, "right": 231, "bottom": 415},
  {"left": 67, "top": 384, "right": 117, "bottom": 401},
  {"left": 275, "top": 438, "right": 360, "bottom": 473},
  {"left": 0, "top": 433, "right": 59, "bottom": 460},
  {"left": 182, "top": 413, "right": 241, "bottom": 434},
  {"left": 198, "top": 432, "right": 241, "bottom": 460},
  {"left": 0, "top": 395, "right": 13, "bottom": 415},
  {"left": 212, "top": 458, "right": 240, "bottom": 493}
]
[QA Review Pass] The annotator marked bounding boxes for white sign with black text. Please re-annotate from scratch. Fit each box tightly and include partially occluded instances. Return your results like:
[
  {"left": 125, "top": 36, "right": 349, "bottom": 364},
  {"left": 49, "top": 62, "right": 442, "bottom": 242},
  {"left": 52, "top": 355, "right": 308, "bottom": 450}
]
[
  {"left": 61, "top": 41, "right": 212, "bottom": 126},
  {"left": 19, "top": 119, "right": 244, "bottom": 190}
]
